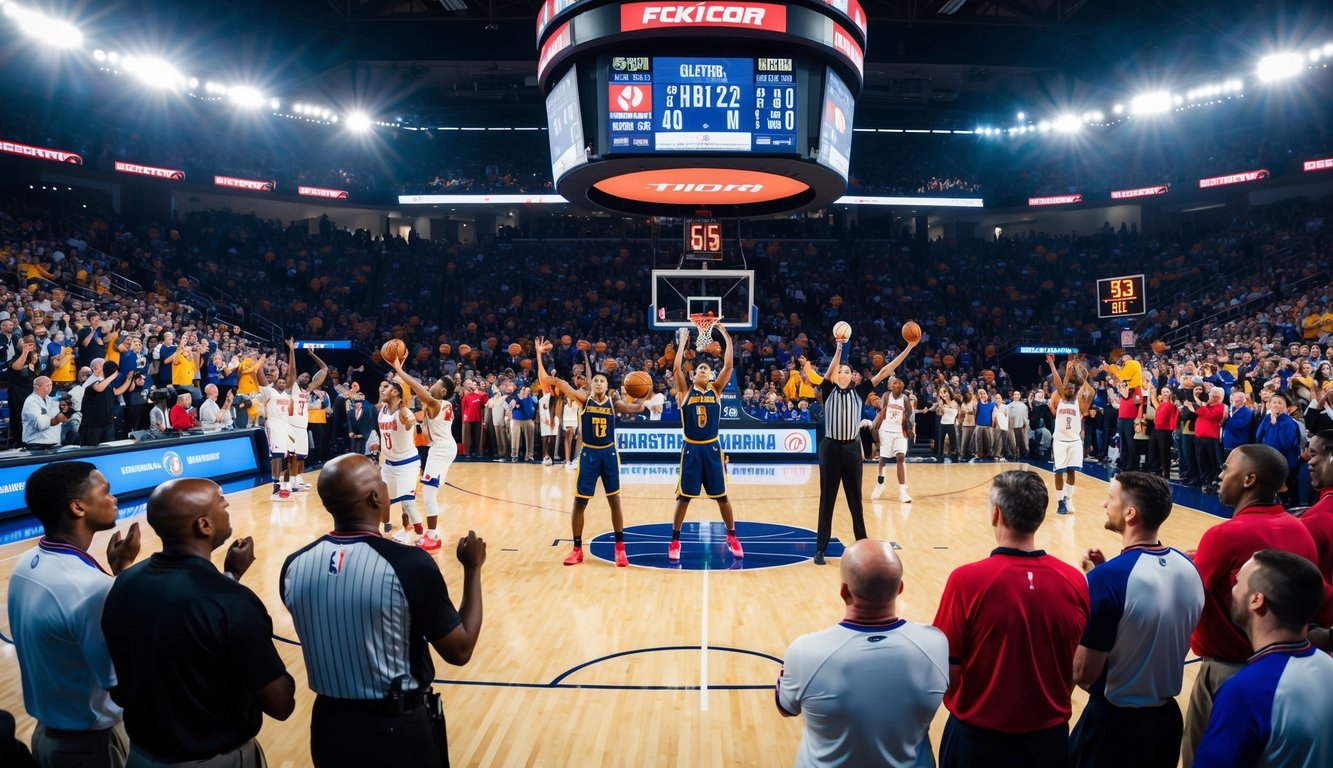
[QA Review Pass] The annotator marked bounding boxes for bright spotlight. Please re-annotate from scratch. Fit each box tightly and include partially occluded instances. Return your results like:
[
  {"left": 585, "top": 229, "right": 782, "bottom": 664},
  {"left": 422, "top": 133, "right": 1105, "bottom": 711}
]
[
  {"left": 228, "top": 86, "right": 265, "bottom": 108},
  {"left": 122, "top": 56, "right": 187, "bottom": 90},
  {"left": 1037, "top": 120, "right": 1051, "bottom": 132},
  {"left": 93, "top": 49, "right": 106, "bottom": 61},
  {"left": 1052, "top": 114, "right": 1082, "bottom": 133},
  {"left": 269, "top": 98, "right": 280, "bottom": 110},
  {"left": 4, "top": 3, "right": 84, "bottom": 49},
  {"left": 1256, "top": 52, "right": 1304, "bottom": 82},
  {"left": 346, "top": 112, "right": 372, "bottom": 132},
  {"left": 1016, "top": 111, "right": 1025, "bottom": 121},
  {"left": 1130, "top": 92, "right": 1172, "bottom": 115},
  {"left": 1112, "top": 103, "right": 1124, "bottom": 115}
]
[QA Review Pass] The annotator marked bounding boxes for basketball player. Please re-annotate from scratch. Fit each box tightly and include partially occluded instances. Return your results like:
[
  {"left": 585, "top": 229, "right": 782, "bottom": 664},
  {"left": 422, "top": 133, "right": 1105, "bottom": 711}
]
[
  {"left": 388, "top": 358, "right": 456, "bottom": 552},
  {"left": 872, "top": 377, "right": 915, "bottom": 502},
  {"left": 669, "top": 324, "right": 742, "bottom": 562},
  {"left": 1048, "top": 354, "right": 1094, "bottom": 515},
  {"left": 377, "top": 376, "right": 424, "bottom": 543},
  {"left": 286, "top": 340, "right": 329, "bottom": 491},
  {"left": 255, "top": 354, "right": 296, "bottom": 501},
  {"left": 535, "top": 338, "right": 645, "bottom": 566}
]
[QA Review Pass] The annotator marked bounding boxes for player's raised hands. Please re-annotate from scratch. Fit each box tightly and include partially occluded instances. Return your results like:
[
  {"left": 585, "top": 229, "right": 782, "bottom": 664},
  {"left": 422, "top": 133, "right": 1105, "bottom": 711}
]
[
  {"left": 107, "top": 522, "right": 141, "bottom": 576},
  {"left": 457, "top": 530, "right": 487, "bottom": 569}
]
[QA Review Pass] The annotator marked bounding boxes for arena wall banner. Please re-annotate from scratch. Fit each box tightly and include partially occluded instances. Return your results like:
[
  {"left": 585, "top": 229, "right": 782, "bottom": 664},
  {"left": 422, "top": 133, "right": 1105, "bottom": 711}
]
[
  {"left": 1198, "top": 169, "right": 1269, "bottom": 188},
  {"left": 619, "top": 463, "right": 813, "bottom": 484},
  {"left": 616, "top": 425, "right": 818, "bottom": 458},
  {"left": 1305, "top": 158, "right": 1333, "bottom": 172},
  {"left": 114, "top": 161, "right": 185, "bottom": 180},
  {"left": 1110, "top": 185, "right": 1168, "bottom": 200},
  {"left": 0, "top": 432, "right": 262, "bottom": 520},
  {"left": 214, "top": 175, "right": 276, "bottom": 192},
  {"left": 298, "top": 185, "right": 349, "bottom": 199},
  {"left": 0, "top": 139, "right": 83, "bottom": 165},
  {"left": 1028, "top": 194, "right": 1082, "bottom": 206}
]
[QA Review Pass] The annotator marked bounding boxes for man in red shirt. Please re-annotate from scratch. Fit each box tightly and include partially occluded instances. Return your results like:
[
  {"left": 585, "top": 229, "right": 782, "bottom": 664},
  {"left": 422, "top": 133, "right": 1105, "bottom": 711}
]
[
  {"left": 169, "top": 391, "right": 198, "bottom": 431},
  {"left": 1181, "top": 443, "right": 1322, "bottom": 767},
  {"left": 1190, "top": 386, "right": 1226, "bottom": 494},
  {"left": 932, "top": 470, "right": 1089, "bottom": 767},
  {"left": 459, "top": 379, "right": 488, "bottom": 457},
  {"left": 1302, "top": 430, "right": 1333, "bottom": 580}
]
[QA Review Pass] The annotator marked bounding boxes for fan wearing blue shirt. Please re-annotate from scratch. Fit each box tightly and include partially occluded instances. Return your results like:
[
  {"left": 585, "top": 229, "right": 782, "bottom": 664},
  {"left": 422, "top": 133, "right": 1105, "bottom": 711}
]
[
  {"left": 1071, "top": 472, "right": 1204, "bottom": 768},
  {"left": 1193, "top": 549, "right": 1333, "bottom": 768}
]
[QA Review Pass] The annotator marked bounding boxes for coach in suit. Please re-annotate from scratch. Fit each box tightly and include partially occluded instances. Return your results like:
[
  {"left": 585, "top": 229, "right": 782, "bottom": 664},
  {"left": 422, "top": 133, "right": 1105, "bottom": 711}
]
[
  {"left": 281, "top": 454, "right": 486, "bottom": 767},
  {"left": 346, "top": 392, "right": 375, "bottom": 456}
]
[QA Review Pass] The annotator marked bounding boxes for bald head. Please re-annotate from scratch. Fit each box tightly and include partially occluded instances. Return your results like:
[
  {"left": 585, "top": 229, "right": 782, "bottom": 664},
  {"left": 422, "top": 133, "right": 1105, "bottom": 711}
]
[
  {"left": 317, "top": 453, "right": 388, "bottom": 526},
  {"left": 841, "top": 540, "right": 904, "bottom": 604},
  {"left": 146, "top": 477, "right": 230, "bottom": 548}
]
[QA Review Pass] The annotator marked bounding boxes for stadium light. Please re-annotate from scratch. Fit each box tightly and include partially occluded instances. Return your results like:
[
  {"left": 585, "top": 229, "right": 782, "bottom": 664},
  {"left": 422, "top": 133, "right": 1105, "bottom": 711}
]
[
  {"left": 4, "top": 2, "right": 84, "bottom": 49},
  {"left": 1052, "top": 114, "right": 1082, "bottom": 133},
  {"left": 269, "top": 98, "right": 280, "bottom": 110},
  {"left": 346, "top": 112, "right": 371, "bottom": 132},
  {"left": 1016, "top": 111, "right": 1025, "bottom": 121},
  {"left": 1130, "top": 91, "right": 1172, "bottom": 115},
  {"left": 228, "top": 86, "right": 265, "bottom": 108},
  {"left": 1256, "top": 52, "right": 1304, "bottom": 82},
  {"left": 122, "top": 56, "right": 187, "bottom": 90},
  {"left": 1112, "top": 103, "right": 1124, "bottom": 115}
]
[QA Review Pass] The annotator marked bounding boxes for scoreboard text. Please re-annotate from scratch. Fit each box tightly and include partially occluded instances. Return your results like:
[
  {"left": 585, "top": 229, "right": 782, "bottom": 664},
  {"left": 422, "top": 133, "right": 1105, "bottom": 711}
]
[{"left": 1096, "top": 274, "right": 1146, "bottom": 318}]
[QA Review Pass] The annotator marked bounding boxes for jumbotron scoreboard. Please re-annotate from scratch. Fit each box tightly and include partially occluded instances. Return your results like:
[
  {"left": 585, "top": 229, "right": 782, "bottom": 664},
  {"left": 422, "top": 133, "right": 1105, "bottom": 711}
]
[{"left": 538, "top": 0, "right": 867, "bottom": 216}]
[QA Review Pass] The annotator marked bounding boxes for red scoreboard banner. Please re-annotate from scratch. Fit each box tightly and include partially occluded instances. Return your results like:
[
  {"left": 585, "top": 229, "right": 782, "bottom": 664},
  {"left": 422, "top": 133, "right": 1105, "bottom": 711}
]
[
  {"left": 1198, "top": 169, "right": 1269, "bottom": 188},
  {"left": 1110, "top": 185, "right": 1168, "bottom": 200},
  {"left": 114, "top": 161, "right": 185, "bottom": 181},
  {"left": 1028, "top": 194, "right": 1082, "bottom": 206},
  {"left": 297, "top": 186, "right": 349, "bottom": 199},
  {"left": 0, "top": 139, "right": 82, "bottom": 165},
  {"left": 1304, "top": 158, "right": 1333, "bottom": 172},
  {"left": 214, "top": 175, "right": 276, "bottom": 192}
]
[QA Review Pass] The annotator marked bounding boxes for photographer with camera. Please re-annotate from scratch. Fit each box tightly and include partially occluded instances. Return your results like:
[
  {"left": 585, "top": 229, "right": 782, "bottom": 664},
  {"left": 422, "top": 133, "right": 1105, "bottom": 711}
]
[{"left": 148, "top": 387, "right": 175, "bottom": 433}]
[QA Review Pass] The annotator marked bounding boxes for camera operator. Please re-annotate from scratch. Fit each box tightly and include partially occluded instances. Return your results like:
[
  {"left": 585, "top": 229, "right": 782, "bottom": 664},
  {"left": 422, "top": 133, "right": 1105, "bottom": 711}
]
[{"left": 148, "top": 388, "right": 174, "bottom": 433}]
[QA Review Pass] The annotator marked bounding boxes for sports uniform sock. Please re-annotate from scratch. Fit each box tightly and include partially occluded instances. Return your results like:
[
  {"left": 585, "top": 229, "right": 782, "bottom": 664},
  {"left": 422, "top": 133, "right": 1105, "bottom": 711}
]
[
  {"left": 876, "top": 476, "right": 885, "bottom": 485},
  {"left": 671, "top": 530, "right": 680, "bottom": 542},
  {"left": 727, "top": 528, "right": 736, "bottom": 537},
  {"left": 573, "top": 537, "right": 583, "bottom": 548},
  {"left": 614, "top": 531, "right": 624, "bottom": 543},
  {"left": 413, "top": 523, "right": 424, "bottom": 535}
]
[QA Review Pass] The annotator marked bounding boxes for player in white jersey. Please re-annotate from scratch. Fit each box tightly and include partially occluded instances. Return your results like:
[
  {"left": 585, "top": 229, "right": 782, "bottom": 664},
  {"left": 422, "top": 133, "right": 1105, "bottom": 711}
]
[
  {"left": 255, "top": 349, "right": 296, "bottom": 501},
  {"left": 1048, "top": 354, "right": 1094, "bottom": 515},
  {"left": 287, "top": 342, "right": 329, "bottom": 492},
  {"left": 872, "top": 377, "right": 916, "bottom": 502},
  {"left": 377, "top": 375, "right": 423, "bottom": 543},
  {"left": 388, "top": 358, "right": 456, "bottom": 552}
]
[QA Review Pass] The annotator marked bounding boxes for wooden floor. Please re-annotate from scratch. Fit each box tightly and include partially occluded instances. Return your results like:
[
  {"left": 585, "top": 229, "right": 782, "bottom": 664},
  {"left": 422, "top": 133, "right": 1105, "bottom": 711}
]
[{"left": 0, "top": 460, "right": 1222, "bottom": 767}]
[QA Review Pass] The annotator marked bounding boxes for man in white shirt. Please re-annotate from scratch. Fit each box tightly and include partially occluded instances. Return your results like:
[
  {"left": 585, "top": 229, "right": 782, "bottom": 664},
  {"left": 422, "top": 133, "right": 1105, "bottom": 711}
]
[
  {"left": 645, "top": 386, "right": 667, "bottom": 421},
  {"left": 198, "top": 383, "right": 235, "bottom": 433},
  {"left": 7, "top": 461, "right": 141, "bottom": 767},
  {"left": 1007, "top": 391, "right": 1030, "bottom": 459},
  {"left": 22, "top": 375, "right": 68, "bottom": 449},
  {"left": 777, "top": 539, "right": 949, "bottom": 767}
]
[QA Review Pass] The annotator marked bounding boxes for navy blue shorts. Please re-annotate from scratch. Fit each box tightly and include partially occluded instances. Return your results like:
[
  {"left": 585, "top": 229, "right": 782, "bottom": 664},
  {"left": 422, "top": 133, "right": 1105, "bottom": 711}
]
[
  {"left": 576, "top": 446, "right": 621, "bottom": 498},
  {"left": 677, "top": 440, "right": 726, "bottom": 498}
]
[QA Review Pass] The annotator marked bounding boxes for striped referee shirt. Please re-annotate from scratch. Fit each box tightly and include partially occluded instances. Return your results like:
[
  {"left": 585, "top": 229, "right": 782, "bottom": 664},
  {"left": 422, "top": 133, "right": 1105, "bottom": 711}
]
[
  {"left": 281, "top": 531, "right": 462, "bottom": 700},
  {"left": 820, "top": 379, "right": 874, "bottom": 440}
]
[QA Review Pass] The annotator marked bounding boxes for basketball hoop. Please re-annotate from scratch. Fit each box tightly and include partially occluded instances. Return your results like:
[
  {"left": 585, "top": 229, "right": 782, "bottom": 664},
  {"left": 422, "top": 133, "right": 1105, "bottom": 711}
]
[{"left": 689, "top": 313, "right": 720, "bottom": 352}]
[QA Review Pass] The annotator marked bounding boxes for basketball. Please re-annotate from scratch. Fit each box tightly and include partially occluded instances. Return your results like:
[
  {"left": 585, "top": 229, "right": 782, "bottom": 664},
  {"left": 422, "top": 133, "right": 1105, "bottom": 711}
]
[
  {"left": 577, "top": 339, "right": 590, "bottom": 351},
  {"left": 1152, "top": 340, "right": 1167, "bottom": 354},
  {"left": 705, "top": 342, "right": 722, "bottom": 356},
  {"left": 508, "top": 342, "right": 522, "bottom": 356},
  {"left": 380, "top": 339, "right": 407, "bottom": 365},
  {"left": 458, "top": 343, "right": 472, "bottom": 356},
  {"left": 902, "top": 321, "right": 922, "bottom": 343},
  {"left": 624, "top": 370, "right": 653, "bottom": 399},
  {"left": 605, "top": 358, "right": 618, "bottom": 372},
  {"left": 833, "top": 321, "right": 852, "bottom": 341}
]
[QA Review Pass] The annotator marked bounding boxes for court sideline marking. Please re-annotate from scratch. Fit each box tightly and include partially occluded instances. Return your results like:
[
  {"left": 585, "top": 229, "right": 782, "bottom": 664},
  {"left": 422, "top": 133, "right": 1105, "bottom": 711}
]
[{"left": 700, "top": 532, "right": 710, "bottom": 711}]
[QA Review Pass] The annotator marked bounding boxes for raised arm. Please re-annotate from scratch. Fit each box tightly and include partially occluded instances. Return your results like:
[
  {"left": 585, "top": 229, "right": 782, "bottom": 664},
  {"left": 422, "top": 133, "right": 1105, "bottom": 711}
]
[
  {"left": 613, "top": 389, "right": 648, "bottom": 415},
  {"left": 673, "top": 329, "right": 690, "bottom": 405},
  {"left": 254, "top": 354, "right": 270, "bottom": 388},
  {"left": 870, "top": 341, "right": 918, "bottom": 386},
  {"left": 713, "top": 324, "right": 734, "bottom": 392},
  {"left": 535, "top": 338, "right": 587, "bottom": 405},
  {"left": 1046, "top": 355, "right": 1065, "bottom": 414},
  {"left": 389, "top": 358, "right": 440, "bottom": 417},
  {"left": 822, "top": 338, "right": 844, "bottom": 381},
  {"left": 285, "top": 339, "right": 297, "bottom": 393},
  {"left": 307, "top": 350, "right": 330, "bottom": 392}
]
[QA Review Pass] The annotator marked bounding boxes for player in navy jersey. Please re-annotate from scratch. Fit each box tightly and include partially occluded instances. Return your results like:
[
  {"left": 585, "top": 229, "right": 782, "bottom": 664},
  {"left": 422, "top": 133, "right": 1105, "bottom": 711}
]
[
  {"left": 536, "top": 338, "right": 645, "bottom": 567},
  {"left": 668, "top": 324, "right": 742, "bottom": 563}
]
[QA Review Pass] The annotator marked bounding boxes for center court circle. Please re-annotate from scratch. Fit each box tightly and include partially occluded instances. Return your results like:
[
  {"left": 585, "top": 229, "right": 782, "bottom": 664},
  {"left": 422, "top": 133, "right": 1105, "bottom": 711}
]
[{"left": 588, "top": 521, "right": 845, "bottom": 570}]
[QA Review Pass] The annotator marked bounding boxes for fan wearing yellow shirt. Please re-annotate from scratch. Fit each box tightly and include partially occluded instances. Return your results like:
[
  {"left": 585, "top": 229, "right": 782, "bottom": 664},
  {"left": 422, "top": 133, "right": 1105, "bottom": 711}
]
[
  {"left": 165, "top": 332, "right": 201, "bottom": 399},
  {"left": 237, "top": 351, "right": 261, "bottom": 396}
]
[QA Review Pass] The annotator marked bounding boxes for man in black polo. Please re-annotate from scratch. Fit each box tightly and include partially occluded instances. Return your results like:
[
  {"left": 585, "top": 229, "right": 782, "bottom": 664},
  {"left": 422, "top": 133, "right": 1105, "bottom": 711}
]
[
  {"left": 281, "top": 453, "right": 486, "bottom": 767},
  {"left": 80, "top": 359, "right": 135, "bottom": 446},
  {"left": 814, "top": 330, "right": 917, "bottom": 565},
  {"left": 102, "top": 478, "right": 296, "bottom": 767}
]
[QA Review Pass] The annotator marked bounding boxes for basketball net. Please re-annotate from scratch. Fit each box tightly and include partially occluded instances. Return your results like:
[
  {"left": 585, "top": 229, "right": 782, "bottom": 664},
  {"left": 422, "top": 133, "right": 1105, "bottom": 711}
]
[{"left": 690, "top": 313, "right": 719, "bottom": 352}]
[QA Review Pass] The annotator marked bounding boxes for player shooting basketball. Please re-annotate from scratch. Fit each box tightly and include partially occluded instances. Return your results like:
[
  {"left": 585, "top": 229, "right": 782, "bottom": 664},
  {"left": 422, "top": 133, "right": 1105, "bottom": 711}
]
[
  {"left": 536, "top": 337, "right": 645, "bottom": 567},
  {"left": 1048, "top": 353, "right": 1095, "bottom": 515},
  {"left": 668, "top": 324, "right": 743, "bottom": 563},
  {"left": 386, "top": 357, "right": 457, "bottom": 551}
]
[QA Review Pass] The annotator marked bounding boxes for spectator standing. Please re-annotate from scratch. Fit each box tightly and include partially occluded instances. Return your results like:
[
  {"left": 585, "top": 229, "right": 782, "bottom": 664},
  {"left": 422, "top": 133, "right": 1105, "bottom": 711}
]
[
  {"left": 1193, "top": 387, "right": 1226, "bottom": 493},
  {"left": 1192, "top": 550, "right": 1333, "bottom": 766},
  {"left": 777, "top": 540, "right": 947, "bottom": 767},
  {"left": 80, "top": 360, "right": 133, "bottom": 446},
  {"left": 1302, "top": 430, "right": 1333, "bottom": 581},
  {"left": 932, "top": 470, "right": 1089, "bottom": 768},
  {"left": 1181, "top": 444, "right": 1324, "bottom": 766},
  {"left": 486, "top": 381, "right": 511, "bottom": 460},
  {"left": 21, "top": 375, "right": 67, "bottom": 450},
  {"left": 8, "top": 463, "right": 141, "bottom": 767},
  {"left": 1256, "top": 392, "right": 1302, "bottom": 507},
  {"left": 507, "top": 384, "right": 537, "bottom": 462},
  {"left": 1071, "top": 473, "right": 1204, "bottom": 767},
  {"left": 1147, "top": 387, "right": 1178, "bottom": 480},
  {"left": 281, "top": 454, "right": 485, "bottom": 767},
  {"left": 1103, "top": 353, "right": 1144, "bottom": 471},
  {"left": 9, "top": 334, "right": 40, "bottom": 444},
  {"left": 346, "top": 392, "right": 374, "bottom": 455},
  {"left": 101, "top": 478, "right": 296, "bottom": 766},
  {"left": 1221, "top": 391, "right": 1253, "bottom": 457},
  {"left": 1007, "top": 391, "right": 1029, "bottom": 459},
  {"left": 459, "top": 379, "right": 488, "bottom": 457}
]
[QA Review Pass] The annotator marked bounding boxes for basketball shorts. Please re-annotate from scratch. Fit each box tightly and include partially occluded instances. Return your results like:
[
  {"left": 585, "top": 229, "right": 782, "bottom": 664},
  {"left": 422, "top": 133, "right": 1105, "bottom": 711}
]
[
  {"left": 677, "top": 440, "right": 727, "bottom": 498},
  {"left": 878, "top": 431, "right": 908, "bottom": 458},
  {"left": 381, "top": 456, "right": 420, "bottom": 503},
  {"left": 265, "top": 421, "right": 292, "bottom": 458},
  {"left": 576, "top": 445, "right": 621, "bottom": 498},
  {"left": 422, "top": 444, "right": 457, "bottom": 488},
  {"left": 288, "top": 423, "right": 309, "bottom": 459},
  {"left": 1054, "top": 439, "right": 1084, "bottom": 472}
]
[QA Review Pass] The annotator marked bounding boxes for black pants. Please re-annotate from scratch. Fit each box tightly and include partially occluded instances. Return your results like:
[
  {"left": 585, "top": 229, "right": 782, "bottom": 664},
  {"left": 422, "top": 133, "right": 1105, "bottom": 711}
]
[
  {"left": 941, "top": 715, "right": 1069, "bottom": 768},
  {"left": 309, "top": 423, "right": 328, "bottom": 462},
  {"left": 1195, "top": 437, "right": 1219, "bottom": 486},
  {"left": 1068, "top": 696, "right": 1181, "bottom": 768},
  {"left": 816, "top": 438, "right": 866, "bottom": 553},
  {"left": 1117, "top": 417, "right": 1138, "bottom": 470},
  {"left": 311, "top": 696, "right": 445, "bottom": 768},
  {"left": 1147, "top": 429, "right": 1172, "bottom": 479},
  {"left": 936, "top": 422, "right": 959, "bottom": 458},
  {"left": 80, "top": 424, "right": 116, "bottom": 447}
]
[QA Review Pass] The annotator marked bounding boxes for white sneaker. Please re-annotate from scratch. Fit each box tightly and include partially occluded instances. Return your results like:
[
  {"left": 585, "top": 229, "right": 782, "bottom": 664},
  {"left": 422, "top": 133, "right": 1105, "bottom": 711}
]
[
  {"left": 543, "top": 457, "right": 553, "bottom": 466},
  {"left": 565, "top": 461, "right": 575, "bottom": 470},
  {"left": 390, "top": 529, "right": 410, "bottom": 544},
  {"left": 295, "top": 480, "right": 312, "bottom": 490},
  {"left": 871, "top": 483, "right": 884, "bottom": 500},
  {"left": 899, "top": 491, "right": 912, "bottom": 503},
  {"left": 270, "top": 490, "right": 292, "bottom": 502},
  {"left": 1066, "top": 497, "right": 1075, "bottom": 513}
]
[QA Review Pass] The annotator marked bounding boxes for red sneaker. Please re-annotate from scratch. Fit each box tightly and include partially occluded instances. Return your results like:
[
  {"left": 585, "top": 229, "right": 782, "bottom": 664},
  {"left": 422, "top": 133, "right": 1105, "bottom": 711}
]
[
  {"left": 563, "top": 547, "right": 583, "bottom": 566},
  {"left": 417, "top": 533, "right": 442, "bottom": 552},
  {"left": 726, "top": 533, "right": 744, "bottom": 558},
  {"left": 668, "top": 540, "right": 681, "bottom": 562},
  {"left": 614, "top": 542, "right": 629, "bottom": 567}
]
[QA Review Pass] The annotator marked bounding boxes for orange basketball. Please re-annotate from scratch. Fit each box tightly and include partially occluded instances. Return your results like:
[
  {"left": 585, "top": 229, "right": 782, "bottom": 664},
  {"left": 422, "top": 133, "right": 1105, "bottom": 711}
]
[
  {"left": 605, "top": 358, "right": 618, "bottom": 372},
  {"left": 439, "top": 343, "right": 452, "bottom": 356},
  {"left": 902, "top": 321, "right": 922, "bottom": 343},
  {"left": 577, "top": 340, "right": 590, "bottom": 351},
  {"left": 625, "top": 370, "right": 653, "bottom": 399},
  {"left": 705, "top": 342, "right": 722, "bottom": 356},
  {"left": 1152, "top": 340, "right": 1167, "bottom": 354},
  {"left": 458, "top": 344, "right": 472, "bottom": 356},
  {"left": 507, "top": 342, "right": 521, "bottom": 356},
  {"left": 380, "top": 339, "right": 407, "bottom": 365}
]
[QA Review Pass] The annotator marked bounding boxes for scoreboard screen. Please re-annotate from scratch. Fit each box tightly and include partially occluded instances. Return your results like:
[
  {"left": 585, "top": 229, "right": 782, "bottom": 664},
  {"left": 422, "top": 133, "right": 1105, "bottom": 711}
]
[
  {"left": 607, "top": 56, "right": 798, "bottom": 153},
  {"left": 685, "top": 218, "right": 723, "bottom": 261},
  {"left": 1096, "top": 274, "right": 1146, "bottom": 318}
]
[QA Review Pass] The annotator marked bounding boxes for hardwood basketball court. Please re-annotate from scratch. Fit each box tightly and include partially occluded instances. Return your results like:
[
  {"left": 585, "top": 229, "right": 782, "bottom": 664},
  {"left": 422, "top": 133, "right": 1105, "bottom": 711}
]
[{"left": 0, "top": 460, "right": 1219, "bottom": 767}]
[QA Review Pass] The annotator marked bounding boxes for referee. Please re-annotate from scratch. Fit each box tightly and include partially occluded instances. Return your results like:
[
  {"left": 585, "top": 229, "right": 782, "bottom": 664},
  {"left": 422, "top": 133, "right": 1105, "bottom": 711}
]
[
  {"left": 281, "top": 454, "right": 486, "bottom": 768},
  {"left": 814, "top": 332, "right": 917, "bottom": 564}
]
